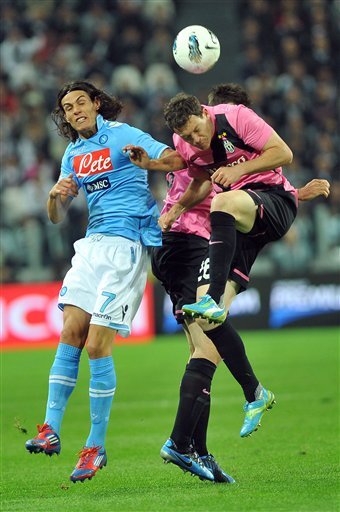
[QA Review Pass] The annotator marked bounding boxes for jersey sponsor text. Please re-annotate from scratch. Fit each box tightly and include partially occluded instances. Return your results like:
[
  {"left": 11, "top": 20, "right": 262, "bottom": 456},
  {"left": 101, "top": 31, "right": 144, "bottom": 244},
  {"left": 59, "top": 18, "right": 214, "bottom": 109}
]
[
  {"left": 85, "top": 177, "right": 111, "bottom": 193},
  {"left": 73, "top": 148, "right": 113, "bottom": 177}
]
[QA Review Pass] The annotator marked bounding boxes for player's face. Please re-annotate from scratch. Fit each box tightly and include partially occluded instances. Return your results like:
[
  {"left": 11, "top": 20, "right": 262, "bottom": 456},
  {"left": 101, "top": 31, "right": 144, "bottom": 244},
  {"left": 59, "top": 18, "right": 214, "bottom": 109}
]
[
  {"left": 62, "top": 90, "right": 100, "bottom": 138},
  {"left": 174, "top": 109, "right": 214, "bottom": 150}
]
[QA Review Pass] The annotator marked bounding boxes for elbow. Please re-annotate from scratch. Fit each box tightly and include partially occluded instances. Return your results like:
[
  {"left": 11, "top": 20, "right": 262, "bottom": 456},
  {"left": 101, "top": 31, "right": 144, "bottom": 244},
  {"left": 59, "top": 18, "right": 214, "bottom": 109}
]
[
  {"left": 47, "top": 210, "right": 62, "bottom": 224},
  {"left": 48, "top": 214, "right": 60, "bottom": 224},
  {"left": 286, "top": 149, "right": 293, "bottom": 165},
  {"left": 284, "top": 146, "right": 293, "bottom": 165}
]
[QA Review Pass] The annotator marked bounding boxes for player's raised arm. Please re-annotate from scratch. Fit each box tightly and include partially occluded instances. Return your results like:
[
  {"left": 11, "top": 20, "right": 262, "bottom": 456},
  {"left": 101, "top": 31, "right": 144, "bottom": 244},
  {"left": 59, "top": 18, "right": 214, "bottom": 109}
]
[
  {"left": 47, "top": 173, "right": 78, "bottom": 224},
  {"left": 297, "top": 179, "right": 330, "bottom": 201},
  {"left": 123, "top": 145, "right": 186, "bottom": 172},
  {"left": 211, "top": 131, "right": 293, "bottom": 188}
]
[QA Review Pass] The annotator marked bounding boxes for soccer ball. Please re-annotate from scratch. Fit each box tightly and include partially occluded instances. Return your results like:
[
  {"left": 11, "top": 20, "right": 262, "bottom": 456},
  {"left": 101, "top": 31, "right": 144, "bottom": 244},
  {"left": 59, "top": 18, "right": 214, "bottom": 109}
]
[{"left": 173, "top": 25, "right": 220, "bottom": 74}]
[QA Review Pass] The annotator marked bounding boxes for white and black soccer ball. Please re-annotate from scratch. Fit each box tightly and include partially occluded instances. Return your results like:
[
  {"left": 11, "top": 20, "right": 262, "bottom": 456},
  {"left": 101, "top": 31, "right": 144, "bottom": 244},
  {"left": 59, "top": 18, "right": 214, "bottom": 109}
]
[{"left": 173, "top": 25, "right": 220, "bottom": 74}]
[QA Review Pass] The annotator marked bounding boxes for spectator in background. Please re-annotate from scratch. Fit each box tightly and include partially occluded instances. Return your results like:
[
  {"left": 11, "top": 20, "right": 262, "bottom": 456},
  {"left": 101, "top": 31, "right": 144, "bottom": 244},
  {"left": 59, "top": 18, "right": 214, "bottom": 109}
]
[
  {"left": 0, "top": 0, "right": 338, "bottom": 283},
  {"left": 239, "top": 0, "right": 338, "bottom": 272}
]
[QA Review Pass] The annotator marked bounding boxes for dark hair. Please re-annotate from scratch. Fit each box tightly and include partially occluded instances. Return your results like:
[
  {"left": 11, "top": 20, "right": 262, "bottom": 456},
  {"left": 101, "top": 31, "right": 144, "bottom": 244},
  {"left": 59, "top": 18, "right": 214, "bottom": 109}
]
[
  {"left": 163, "top": 93, "right": 203, "bottom": 131},
  {"left": 51, "top": 81, "right": 123, "bottom": 142},
  {"left": 207, "top": 83, "right": 251, "bottom": 107}
]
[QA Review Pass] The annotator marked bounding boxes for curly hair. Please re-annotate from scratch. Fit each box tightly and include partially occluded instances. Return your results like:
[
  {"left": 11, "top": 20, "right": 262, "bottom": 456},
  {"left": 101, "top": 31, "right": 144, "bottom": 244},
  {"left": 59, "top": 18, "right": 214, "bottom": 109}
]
[
  {"left": 163, "top": 93, "right": 203, "bottom": 131},
  {"left": 51, "top": 81, "right": 123, "bottom": 142},
  {"left": 207, "top": 83, "right": 251, "bottom": 107}
]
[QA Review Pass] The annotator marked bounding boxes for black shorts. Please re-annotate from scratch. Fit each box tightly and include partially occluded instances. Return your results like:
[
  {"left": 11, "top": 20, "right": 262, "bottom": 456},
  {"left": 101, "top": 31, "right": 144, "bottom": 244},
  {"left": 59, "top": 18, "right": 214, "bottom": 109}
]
[
  {"left": 151, "top": 232, "right": 208, "bottom": 322},
  {"left": 152, "top": 188, "right": 297, "bottom": 320},
  {"left": 198, "top": 187, "right": 298, "bottom": 291}
]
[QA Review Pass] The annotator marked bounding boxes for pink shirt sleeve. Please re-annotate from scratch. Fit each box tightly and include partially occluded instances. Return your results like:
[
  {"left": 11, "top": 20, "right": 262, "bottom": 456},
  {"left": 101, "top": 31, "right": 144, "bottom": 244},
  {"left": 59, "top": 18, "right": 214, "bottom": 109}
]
[
  {"left": 173, "top": 133, "right": 188, "bottom": 161},
  {"left": 233, "top": 105, "right": 273, "bottom": 151}
]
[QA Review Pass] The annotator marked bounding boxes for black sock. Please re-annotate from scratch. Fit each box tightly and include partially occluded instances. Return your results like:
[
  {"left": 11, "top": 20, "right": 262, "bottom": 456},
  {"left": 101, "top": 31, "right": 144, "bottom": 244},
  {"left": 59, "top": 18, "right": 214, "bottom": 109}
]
[
  {"left": 192, "top": 395, "right": 210, "bottom": 457},
  {"left": 207, "top": 211, "right": 236, "bottom": 303},
  {"left": 170, "top": 358, "right": 216, "bottom": 453},
  {"left": 206, "top": 319, "right": 259, "bottom": 402}
]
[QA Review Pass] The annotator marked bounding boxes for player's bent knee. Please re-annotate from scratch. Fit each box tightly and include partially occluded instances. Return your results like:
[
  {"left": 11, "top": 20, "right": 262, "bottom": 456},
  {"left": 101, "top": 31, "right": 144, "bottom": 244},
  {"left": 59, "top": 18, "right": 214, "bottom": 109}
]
[
  {"left": 211, "top": 192, "right": 228, "bottom": 212},
  {"left": 86, "top": 325, "right": 117, "bottom": 358},
  {"left": 60, "top": 324, "right": 88, "bottom": 347},
  {"left": 86, "top": 339, "right": 113, "bottom": 359},
  {"left": 211, "top": 190, "right": 255, "bottom": 218}
]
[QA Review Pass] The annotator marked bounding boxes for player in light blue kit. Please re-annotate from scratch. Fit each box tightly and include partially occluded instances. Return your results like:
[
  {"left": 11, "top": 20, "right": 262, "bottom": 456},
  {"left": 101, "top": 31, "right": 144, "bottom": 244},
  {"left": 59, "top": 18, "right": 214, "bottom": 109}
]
[{"left": 24, "top": 81, "right": 213, "bottom": 483}]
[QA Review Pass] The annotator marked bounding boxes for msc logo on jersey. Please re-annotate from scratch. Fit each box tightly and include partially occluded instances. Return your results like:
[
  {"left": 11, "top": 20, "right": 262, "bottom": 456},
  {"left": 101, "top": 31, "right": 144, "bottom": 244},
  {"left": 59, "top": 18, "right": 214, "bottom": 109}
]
[
  {"left": 73, "top": 148, "right": 113, "bottom": 178},
  {"left": 85, "top": 177, "right": 111, "bottom": 194}
]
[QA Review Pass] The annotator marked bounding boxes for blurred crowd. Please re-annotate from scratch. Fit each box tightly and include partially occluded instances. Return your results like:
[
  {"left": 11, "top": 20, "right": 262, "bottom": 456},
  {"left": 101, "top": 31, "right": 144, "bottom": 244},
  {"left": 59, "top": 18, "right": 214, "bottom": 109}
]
[
  {"left": 1, "top": 0, "right": 339, "bottom": 283},
  {"left": 238, "top": 0, "right": 339, "bottom": 275}
]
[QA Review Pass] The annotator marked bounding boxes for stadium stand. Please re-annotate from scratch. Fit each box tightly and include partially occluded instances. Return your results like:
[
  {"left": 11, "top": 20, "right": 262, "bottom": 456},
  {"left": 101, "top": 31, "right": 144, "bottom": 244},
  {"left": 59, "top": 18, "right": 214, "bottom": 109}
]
[{"left": 1, "top": 0, "right": 338, "bottom": 283}]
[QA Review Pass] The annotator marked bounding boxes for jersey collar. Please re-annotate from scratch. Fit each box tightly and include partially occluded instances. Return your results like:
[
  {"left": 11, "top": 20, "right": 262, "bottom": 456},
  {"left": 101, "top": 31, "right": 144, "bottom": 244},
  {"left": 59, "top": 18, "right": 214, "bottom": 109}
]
[{"left": 75, "top": 114, "right": 105, "bottom": 144}]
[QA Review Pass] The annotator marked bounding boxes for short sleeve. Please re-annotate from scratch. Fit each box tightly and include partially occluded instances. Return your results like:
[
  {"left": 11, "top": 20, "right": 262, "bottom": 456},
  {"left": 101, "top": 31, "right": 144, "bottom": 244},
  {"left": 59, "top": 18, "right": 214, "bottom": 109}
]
[
  {"left": 130, "top": 128, "right": 170, "bottom": 159},
  {"left": 233, "top": 105, "right": 273, "bottom": 151}
]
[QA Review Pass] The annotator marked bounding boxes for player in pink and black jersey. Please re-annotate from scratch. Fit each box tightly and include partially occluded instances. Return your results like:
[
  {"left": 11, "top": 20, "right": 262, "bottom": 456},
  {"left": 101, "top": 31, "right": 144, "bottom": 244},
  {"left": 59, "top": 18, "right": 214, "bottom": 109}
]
[{"left": 124, "top": 83, "right": 330, "bottom": 481}]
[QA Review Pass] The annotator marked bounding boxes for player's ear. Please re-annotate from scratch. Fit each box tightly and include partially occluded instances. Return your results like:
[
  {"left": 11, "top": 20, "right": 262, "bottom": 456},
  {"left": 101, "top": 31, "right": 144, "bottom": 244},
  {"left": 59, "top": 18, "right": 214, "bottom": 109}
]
[
  {"left": 94, "top": 98, "right": 101, "bottom": 111},
  {"left": 202, "top": 107, "right": 209, "bottom": 118}
]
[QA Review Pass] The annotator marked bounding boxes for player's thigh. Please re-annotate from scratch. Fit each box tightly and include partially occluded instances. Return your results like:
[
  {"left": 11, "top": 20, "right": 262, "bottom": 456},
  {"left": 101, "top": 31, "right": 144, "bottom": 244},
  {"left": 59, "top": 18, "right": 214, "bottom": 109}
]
[
  {"left": 184, "top": 319, "right": 221, "bottom": 365},
  {"left": 154, "top": 234, "right": 208, "bottom": 320},
  {"left": 246, "top": 189, "right": 297, "bottom": 240},
  {"left": 197, "top": 278, "right": 239, "bottom": 310},
  {"left": 182, "top": 321, "right": 195, "bottom": 358},
  {"left": 87, "top": 324, "right": 118, "bottom": 358},
  {"left": 224, "top": 280, "right": 240, "bottom": 309},
  {"left": 58, "top": 238, "right": 97, "bottom": 317},
  {"left": 211, "top": 190, "right": 258, "bottom": 233},
  {"left": 91, "top": 238, "right": 148, "bottom": 338}
]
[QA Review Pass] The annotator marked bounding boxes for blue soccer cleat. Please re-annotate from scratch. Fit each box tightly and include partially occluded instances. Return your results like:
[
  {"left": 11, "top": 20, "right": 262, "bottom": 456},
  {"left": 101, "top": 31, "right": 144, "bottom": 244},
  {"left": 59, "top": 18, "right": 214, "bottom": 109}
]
[
  {"left": 182, "top": 294, "right": 227, "bottom": 324},
  {"left": 70, "top": 446, "right": 107, "bottom": 483},
  {"left": 160, "top": 439, "right": 214, "bottom": 481},
  {"left": 240, "top": 388, "right": 276, "bottom": 438},
  {"left": 201, "top": 454, "right": 236, "bottom": 484},
  {"left": 25, "top": 423, "right": 61, "bottom": 456}
]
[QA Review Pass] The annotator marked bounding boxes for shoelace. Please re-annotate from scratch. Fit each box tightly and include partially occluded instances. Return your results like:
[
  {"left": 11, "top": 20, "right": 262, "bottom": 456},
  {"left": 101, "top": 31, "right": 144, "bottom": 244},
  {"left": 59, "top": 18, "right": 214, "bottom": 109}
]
[
  {"left": 191, "top": 450, "right": 206, "bottom": 468},
  {"left": 37, "top": 423, "right": 51, "bottom": 433},
  {"left": 202, "top": 455, "right": 215, "bottom": 470},
  {"left": 77, "top": 446, "right": 101, "bottom": 468}
]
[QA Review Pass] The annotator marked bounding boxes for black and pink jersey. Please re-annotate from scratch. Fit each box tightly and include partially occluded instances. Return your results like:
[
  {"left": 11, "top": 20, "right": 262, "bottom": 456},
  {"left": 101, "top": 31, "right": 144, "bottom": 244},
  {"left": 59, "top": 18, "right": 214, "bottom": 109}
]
[{"left": 174, "top": 103, "right": 298, "bottom": 202}]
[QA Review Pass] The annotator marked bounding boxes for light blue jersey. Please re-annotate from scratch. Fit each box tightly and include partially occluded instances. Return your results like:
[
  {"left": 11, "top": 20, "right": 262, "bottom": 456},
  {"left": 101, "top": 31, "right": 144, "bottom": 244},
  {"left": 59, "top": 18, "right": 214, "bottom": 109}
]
[{"left": 60, "top": 115, "right": 168, "bottom": 246}]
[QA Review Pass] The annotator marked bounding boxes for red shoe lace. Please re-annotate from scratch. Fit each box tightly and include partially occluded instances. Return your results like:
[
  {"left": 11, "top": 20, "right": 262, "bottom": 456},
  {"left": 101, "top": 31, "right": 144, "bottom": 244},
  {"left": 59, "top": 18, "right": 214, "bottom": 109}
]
[
  {"left": 37, "top": 423, "right": 51, "bottom": 433},
  {"left": 77, "top": 446, "right": 101, "bottom": 468}
]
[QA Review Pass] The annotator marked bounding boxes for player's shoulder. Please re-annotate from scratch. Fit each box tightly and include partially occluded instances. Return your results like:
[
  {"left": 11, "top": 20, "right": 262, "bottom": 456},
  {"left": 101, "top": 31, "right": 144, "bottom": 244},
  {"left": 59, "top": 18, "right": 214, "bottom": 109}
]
[
  {"left": 173, "top": 132, "right": 191, "bottom": 157},
  {"left": 62, "top": 140, "right": 79, "bottom": 161},
  {"left": 101, "top": 118, "right": 125, "bottom": 132},
  {"left": 207, "top": 103, "right": 248, "bottom": 115},
  {"left": 103, "top": 119, "right": 146, "bottom": 139},
  {"left": 173, "top": 132, "right": 182, "bottom": 146}
]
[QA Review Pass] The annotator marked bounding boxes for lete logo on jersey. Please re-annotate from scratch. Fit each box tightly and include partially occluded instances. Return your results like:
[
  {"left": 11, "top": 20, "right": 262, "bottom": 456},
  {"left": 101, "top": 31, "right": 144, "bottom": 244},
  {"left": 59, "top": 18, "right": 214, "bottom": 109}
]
[{"left": 73, "top": 148, "right": 113, "bottom": 178}]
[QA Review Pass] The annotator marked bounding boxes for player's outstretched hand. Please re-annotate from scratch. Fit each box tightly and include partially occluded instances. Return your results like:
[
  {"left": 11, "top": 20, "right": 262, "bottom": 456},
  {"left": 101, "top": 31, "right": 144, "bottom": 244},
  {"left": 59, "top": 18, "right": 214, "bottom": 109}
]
[
  {"left": 49, "top": 173, "right": 78, "bottom": 199},
  {"left": 123, "top": 145, "right": 150, "bottom": 169},
  {"left": 298, "top": 179, "right": 330, "bottom": 201}
]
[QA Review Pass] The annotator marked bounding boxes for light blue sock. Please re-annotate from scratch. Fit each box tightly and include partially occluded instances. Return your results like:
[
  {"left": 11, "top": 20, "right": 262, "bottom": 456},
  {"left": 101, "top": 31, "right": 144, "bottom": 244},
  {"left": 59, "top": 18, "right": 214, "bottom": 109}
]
[
  {"left": 86, "top": 356, "right": 116, "bottom": 450},
  {"left": 44, "top": 342, "right": 81, "bottom": 435}
]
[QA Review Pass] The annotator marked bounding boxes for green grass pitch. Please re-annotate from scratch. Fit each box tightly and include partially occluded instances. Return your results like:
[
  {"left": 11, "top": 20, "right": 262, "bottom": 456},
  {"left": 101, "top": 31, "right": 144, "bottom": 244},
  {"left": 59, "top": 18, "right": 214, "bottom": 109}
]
[{"left": 1, "top": 327, "right": 339, "bottom": 512}]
